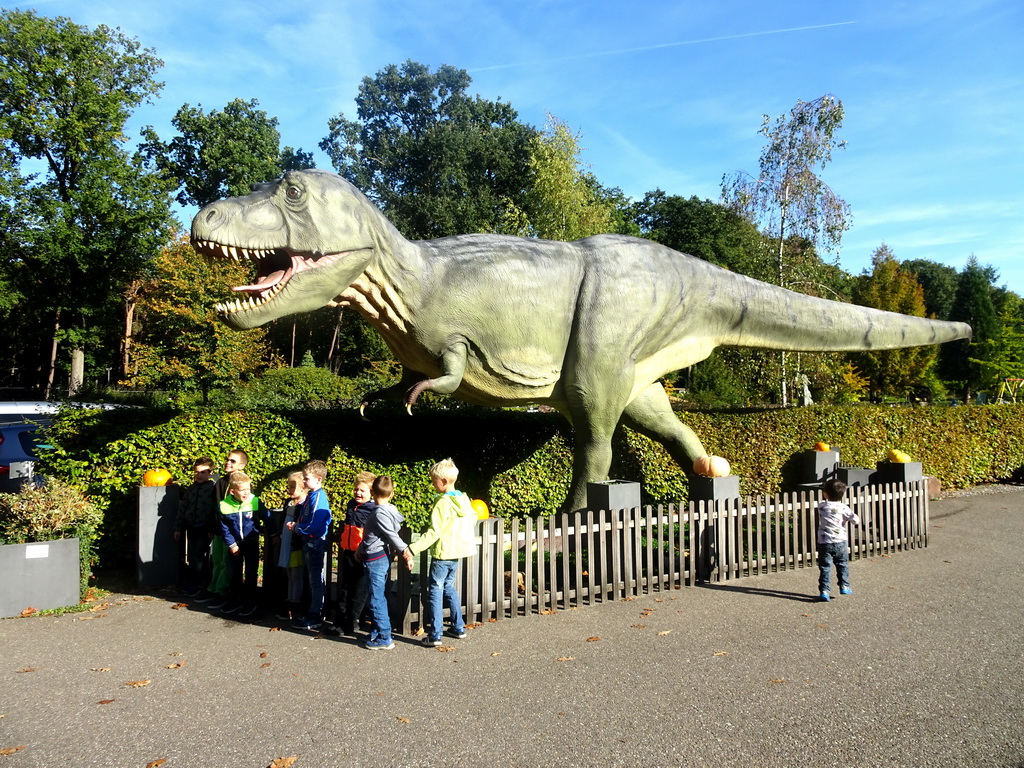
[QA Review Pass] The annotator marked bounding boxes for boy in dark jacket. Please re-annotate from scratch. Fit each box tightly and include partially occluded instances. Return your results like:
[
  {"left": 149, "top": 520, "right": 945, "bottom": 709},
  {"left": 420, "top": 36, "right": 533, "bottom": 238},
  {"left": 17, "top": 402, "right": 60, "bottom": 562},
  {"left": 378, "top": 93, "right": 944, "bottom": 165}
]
[
  {"left": 336, "top": 470, "right": 376, "bottom": 635},
  {"left": 174, "top": 457, "right": 217, "bottom": 597}
]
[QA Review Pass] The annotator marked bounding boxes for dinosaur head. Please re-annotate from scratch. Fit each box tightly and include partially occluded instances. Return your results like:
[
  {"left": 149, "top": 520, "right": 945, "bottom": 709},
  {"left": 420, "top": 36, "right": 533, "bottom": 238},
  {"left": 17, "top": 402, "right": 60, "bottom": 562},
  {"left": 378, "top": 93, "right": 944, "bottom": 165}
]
[{"left": 190, "top": 169, "right": 383, "bottom": 330}]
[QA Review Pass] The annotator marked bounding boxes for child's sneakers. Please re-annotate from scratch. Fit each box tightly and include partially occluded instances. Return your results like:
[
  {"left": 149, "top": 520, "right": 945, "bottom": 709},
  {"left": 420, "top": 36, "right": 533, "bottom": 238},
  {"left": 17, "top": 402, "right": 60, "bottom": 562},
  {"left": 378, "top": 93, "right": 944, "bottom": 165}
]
[
  {"left": 364, "top": 637, "right": 395, "bottom": 650},
  {"left": 421, "top": 635, "right": 442, "bottom": 647},
  {"left": 839, "top": 586, "right": 852, "bottom": 595},
  {"left": 819, "top": 591, "right": 831, "bottom": 602},
  {"left": 446, "top": 628, "right": 467, "bottom": 640}
]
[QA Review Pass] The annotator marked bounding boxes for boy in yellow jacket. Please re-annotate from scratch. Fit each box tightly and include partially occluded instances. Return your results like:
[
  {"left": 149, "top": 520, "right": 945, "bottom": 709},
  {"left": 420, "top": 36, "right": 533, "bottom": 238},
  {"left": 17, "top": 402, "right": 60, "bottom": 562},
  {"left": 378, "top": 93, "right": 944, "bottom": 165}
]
[{"left": 404, "top": 458, "right": 477, "bottom": 647}]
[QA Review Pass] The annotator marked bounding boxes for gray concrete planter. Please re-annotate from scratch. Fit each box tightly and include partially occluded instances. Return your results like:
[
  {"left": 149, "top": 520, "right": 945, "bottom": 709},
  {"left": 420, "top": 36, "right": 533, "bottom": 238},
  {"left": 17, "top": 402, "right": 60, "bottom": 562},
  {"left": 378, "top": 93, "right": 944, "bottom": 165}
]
[{"left": 0, "top": 537, "right": 80, "bottom": 618}]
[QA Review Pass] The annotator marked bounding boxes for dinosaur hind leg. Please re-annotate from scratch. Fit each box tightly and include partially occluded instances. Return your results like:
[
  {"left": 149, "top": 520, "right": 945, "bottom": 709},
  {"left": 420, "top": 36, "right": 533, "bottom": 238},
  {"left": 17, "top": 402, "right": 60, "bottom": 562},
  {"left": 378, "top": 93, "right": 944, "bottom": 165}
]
[{"left": 620, "top": 383, "right": 707, "bottom": 469}]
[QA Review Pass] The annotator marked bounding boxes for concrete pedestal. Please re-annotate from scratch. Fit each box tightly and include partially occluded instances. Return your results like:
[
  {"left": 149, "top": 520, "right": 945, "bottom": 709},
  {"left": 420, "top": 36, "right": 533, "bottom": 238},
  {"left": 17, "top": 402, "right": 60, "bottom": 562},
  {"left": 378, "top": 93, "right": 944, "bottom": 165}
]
[
  {"left": 586, "top": 480, "right": 641, "bottom": 512},
  {"left": 138, "top": 485, "right": 180, "bottom": 587},
  {"left": 689, "top": 474, "right": 740, "bottom": 504}
]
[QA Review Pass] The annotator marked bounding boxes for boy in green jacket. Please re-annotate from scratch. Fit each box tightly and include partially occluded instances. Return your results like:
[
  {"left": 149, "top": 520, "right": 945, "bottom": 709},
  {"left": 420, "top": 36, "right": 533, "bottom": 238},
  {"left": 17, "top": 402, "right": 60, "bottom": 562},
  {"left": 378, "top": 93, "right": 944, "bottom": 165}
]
[{"left": 404, "top": 458, "right": 477, "bottom": 647}]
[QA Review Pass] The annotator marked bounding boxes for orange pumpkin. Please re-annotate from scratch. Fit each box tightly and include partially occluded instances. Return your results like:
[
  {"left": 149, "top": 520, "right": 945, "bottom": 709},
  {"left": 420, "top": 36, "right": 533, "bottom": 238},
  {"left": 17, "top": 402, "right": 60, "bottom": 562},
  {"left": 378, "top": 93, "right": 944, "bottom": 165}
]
[
  {"left": 692, "top": 455, "right": 731, "bottom": 478},
  {"left": 813, "top": 441, "right": 831, "bottom": 451},
  {"left": 471, "top": 498, "right": 490, "bottom": 520},
  {"left": 142, "top": 468, "right": 172, "bottom": 487}
]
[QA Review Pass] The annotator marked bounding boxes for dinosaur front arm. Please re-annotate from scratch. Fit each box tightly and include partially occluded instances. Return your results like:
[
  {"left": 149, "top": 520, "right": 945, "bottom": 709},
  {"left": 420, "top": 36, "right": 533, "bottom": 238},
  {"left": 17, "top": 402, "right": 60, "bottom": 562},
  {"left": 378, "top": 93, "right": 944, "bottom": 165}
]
[{"left": 404, "top": 339, "right": 469, "bottom": 412}]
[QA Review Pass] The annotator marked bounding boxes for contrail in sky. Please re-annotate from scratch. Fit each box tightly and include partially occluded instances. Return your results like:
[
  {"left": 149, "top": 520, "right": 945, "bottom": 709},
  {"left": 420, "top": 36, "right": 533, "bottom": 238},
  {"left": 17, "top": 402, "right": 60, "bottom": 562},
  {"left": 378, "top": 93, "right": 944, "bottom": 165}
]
[{"left": 469, "top": 21, "right": 857, "bottom": 72}]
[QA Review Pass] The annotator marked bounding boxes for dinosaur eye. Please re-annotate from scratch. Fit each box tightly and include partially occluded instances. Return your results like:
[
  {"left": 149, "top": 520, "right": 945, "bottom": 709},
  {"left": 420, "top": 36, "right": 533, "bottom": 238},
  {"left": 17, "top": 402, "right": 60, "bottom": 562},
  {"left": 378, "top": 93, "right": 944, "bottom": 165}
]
[{"left": 286, "top": 185, "right": 302, "bottom": 201}]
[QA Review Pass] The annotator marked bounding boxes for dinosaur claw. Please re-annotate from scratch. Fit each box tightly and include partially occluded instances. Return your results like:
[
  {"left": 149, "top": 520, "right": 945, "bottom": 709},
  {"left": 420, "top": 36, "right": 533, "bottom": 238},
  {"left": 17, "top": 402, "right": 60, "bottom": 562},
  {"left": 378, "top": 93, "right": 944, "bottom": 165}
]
[{"left": 406, "top": 404, "right": 413, "bottom": 416}]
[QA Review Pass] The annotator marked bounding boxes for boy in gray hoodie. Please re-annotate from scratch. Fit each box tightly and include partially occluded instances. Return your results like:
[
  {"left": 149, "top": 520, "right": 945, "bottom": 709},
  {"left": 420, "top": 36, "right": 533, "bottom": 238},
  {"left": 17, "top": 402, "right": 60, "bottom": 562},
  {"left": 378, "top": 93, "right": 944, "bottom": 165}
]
[{"left": 358, "top": 475, "right": 407, "bottom": 650}]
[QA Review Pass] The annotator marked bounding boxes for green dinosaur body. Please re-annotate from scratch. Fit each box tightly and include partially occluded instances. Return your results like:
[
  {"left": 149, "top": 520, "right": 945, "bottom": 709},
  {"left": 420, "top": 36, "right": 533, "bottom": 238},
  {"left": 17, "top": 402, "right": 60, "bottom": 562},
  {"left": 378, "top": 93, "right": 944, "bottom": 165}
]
[{"left": 191, "top": 170, "right": 972, "bottom": 511}]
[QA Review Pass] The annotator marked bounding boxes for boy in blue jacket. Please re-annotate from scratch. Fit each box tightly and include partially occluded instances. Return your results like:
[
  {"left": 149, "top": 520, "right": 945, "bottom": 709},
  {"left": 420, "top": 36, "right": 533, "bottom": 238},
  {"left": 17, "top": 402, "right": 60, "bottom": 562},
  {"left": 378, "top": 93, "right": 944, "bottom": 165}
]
[
  {"left": 218, "top": 472, "right": 268, "bottom": 617},
  {"left": 288, "top": 459, "right": 332, "bottom": 630}
]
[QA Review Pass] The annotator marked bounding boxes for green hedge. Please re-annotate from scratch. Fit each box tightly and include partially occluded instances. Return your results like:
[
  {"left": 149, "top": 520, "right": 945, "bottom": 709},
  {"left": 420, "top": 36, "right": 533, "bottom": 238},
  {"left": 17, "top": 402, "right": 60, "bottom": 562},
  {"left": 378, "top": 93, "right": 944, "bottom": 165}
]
[{"left": 39, "top": 404, "right": 1024, "bottom": 567}]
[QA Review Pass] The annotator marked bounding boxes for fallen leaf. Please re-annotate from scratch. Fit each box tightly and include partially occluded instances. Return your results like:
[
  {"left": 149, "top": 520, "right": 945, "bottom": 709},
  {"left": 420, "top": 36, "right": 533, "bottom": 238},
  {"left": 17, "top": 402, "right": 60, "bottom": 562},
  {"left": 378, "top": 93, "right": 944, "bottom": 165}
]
[
  {"left": 768, "top": 678, "right": 786, "bottom": 684},
  {"left": 169, "top": 652, "right": 184, "bottom": 657},
  {"left": 268, "top": 758, "right": 299, "bottom": 768},
  {"left": 124, "top": 680, "right": 151, "bottom": 688},
  {"left": 20, "top": 607, "right": 37, "bottom": 617},
  {"left": 89, "top": 602, "right": 109, "bottom": 612},
  {"left": 97, "top": 699, "right": 116, "bottom": 705},
  {"left": 816, "top": 624, "right": 829, "bottom": 630},
  {"left": 490, "top": 652, "right": 501, "bottom": 657},
  {"left": 77, "top": 616, "right": 97, "bottom": 621},
  {"left": 653, "top": 598, "right": 664, "bottom": 603},
  {"left": 16, "top": 668, "right": 40, "bottom": 673},
  {"left": 0, "top": 746, "right": 26, "bottom": 756},
  {"left": 657, "top": 630, "right": 672, "bottom": 636},
  {"left": 396, "top": 716, "right": 410, "bottom": 724},
  {"left": 488, "top": 618, "right": 497, "bottom": 622},
  {"left": 630, "top": 624, "right": 647, "bottom": 629},
  {"left": 558, "top": 712, "right": 566, "bottom": 716},
  {"left": 260, "top": 662, "right": 271, "bottom": 668},
  {"left": 801, "top": 613, "right": 812, "bottom": 617},
  {"left": 539, "top": 609, "right": 555, "bottom": 615},
  {"left": 555, "top": 656, "right": 575, "bottom": 662},
  {"left": 437, "top": 646, "right": 456, "bottom": 652},
  {"left": 90, "top": 667, "right": 111, "bottom": 672},
  {"left": 146, "top": 759, "right": 167, "bottom": 768},
  {"left": 465, "top": 622, "right": 483, "bottom": 629},
  {"left": 259, "top": 651, "right": 268, "bottom": 658},
  {"left": 166, "top": 662, "right": 185, "bottom": 669},
  {"left": 586, "top": 636, "right": 600, "bottom": 642},
  {"left": 713, "top": 651, "right": 729, "bottom": 656},
  {"left": 171, "top": 603, "right": 187, "bottom": 610},
  {"left": 269, "top": 627, "right": 282, "bottom": 632},
  {"left": 375, "top": 691, "right": 386, "bottom": 696},
  {"left": 620, "top": 597, "right": 634, "bottom": 602}
]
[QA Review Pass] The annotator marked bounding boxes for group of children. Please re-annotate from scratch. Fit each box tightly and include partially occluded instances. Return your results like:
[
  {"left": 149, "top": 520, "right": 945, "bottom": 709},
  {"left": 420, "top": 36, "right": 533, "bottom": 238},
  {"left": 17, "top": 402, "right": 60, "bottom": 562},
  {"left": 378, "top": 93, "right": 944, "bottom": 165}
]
[{"left": 173, "top": 451, "right": 477, "bottom": 649}]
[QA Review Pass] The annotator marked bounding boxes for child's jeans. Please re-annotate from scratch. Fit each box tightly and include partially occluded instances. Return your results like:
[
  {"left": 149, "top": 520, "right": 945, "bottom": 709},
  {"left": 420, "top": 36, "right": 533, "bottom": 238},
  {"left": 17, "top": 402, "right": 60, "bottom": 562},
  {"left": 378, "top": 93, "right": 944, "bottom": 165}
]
[
  {"left": 817, "top": 541, "right": 850, "bottom": 593},
  {"left": 426, "top": 558, "right": 464, "bottom": 640},
  {"left": 228, "top": 532, "right": 260, "bottom": 604},
  {"left": 363, "top": 553, "right": 392, "bottom": 641},
  {"left": 303, "top": 538, "right": 327, "bottom": 620}
]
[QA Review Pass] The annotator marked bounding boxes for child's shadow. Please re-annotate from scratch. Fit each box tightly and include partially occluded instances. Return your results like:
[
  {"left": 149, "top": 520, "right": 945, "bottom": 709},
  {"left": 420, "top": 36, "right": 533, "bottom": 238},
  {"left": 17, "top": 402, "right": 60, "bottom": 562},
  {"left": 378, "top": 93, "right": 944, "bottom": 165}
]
[{"left": 696, "top": 583, "right": 820, "bottom": 602}]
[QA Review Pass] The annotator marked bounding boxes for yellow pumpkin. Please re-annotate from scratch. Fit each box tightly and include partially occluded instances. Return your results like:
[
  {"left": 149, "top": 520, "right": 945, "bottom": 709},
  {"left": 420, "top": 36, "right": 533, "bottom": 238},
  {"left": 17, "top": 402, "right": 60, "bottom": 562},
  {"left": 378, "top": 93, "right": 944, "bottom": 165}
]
[
  {"left": 471, "top": 498, "right": 490, "bottom": 520},
  {"left": 813, "top": 441, "right": 831, "bottom": 451},
  {"left": 886, "top": 448, "right": 912, "bottom": 463},
  {"left": 142, "top": 468, "right": 172, "bottom": 487},
  {"left": 692, "top": 455, "right": 731, "bottom": 478}
]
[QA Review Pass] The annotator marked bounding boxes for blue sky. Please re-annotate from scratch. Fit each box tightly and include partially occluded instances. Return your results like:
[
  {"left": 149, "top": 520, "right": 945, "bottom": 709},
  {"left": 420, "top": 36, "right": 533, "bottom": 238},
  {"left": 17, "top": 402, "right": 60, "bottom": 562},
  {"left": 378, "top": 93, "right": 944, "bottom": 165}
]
[{"left": 28, "top": 0, "right": 1024, "bottom": 293}]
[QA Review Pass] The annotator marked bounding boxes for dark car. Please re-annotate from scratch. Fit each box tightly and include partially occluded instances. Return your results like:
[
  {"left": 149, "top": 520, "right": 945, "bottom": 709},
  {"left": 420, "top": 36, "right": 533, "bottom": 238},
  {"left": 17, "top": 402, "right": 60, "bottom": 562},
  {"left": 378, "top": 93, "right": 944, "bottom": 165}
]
[{"left": 0, "top": 417, "right": 51, "bottom": 492}]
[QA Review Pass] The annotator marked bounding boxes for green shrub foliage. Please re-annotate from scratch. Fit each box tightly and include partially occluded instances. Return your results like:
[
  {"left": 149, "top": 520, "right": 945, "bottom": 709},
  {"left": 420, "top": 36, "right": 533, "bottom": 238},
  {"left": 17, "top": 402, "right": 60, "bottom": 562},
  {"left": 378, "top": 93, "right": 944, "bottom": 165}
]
[
  {"left": 0, "top": 479, "right": 103, "bottom": 598},
  {"left": 37, "top": 404, "right": 1024, "bottom": 568}
]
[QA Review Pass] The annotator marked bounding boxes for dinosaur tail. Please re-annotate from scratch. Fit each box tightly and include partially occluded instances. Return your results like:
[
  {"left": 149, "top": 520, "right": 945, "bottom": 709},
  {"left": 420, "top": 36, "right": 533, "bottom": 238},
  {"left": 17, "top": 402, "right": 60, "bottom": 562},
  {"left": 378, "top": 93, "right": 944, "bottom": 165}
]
[{"left": 717, "top": 275, "right": 972, "bottom": 352}]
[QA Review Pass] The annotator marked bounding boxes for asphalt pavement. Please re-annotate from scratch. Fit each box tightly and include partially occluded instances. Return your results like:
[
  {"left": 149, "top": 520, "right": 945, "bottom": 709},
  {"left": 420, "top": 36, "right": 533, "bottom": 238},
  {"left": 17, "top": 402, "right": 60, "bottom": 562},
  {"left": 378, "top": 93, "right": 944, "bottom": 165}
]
[{"left": 1, "top": 486, "right": 1022, "bottom": 768}]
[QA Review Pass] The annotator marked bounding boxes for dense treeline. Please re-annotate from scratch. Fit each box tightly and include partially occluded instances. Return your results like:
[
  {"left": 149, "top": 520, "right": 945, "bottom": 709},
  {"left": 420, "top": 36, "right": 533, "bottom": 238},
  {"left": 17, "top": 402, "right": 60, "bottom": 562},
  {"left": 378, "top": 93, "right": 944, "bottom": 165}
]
[{"left": 1, "top": 9, "right": 1021, "bottom": 410}]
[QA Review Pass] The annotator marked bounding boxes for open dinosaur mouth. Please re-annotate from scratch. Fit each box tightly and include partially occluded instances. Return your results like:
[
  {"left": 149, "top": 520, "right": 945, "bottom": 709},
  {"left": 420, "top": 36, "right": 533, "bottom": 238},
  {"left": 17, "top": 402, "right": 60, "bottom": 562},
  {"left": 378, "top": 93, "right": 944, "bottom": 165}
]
[{"left": 192, "top": 240, "right": 347, "bottom": 315}]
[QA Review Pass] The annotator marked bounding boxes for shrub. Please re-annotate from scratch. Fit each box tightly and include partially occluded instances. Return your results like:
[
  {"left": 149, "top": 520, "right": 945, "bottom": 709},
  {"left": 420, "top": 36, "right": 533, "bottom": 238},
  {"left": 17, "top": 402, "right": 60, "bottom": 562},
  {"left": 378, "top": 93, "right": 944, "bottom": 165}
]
[{"left": 0, "top": 479, "right": 102, "bottom": 598}]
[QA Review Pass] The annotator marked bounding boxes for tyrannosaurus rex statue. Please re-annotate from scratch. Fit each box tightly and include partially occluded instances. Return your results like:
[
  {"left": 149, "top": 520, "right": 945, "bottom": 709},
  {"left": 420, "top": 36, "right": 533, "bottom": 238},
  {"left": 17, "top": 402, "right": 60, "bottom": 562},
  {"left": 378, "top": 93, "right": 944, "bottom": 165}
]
[{"left": 191, "top": 169, "right": 971, "bottom": 511}]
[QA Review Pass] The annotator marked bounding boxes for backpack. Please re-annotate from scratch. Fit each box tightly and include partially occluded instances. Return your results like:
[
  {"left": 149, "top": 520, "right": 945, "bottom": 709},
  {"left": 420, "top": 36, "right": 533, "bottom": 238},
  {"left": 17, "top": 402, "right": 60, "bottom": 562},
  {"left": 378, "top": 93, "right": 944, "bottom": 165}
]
[{"left": 339, "top": 522, "right": 363, "bottom": 551}]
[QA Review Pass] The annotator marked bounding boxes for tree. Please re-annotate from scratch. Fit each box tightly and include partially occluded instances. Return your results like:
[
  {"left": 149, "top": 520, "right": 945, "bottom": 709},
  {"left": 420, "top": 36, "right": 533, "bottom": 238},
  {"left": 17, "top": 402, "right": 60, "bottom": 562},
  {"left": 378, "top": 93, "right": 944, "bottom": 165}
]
[
  {"left": 941, "top": 256, "right": 999, "bottom": 398},
  {"left": 632, "top": 190, "right": 766, "bottom": 275},
  {"left": 850, "top": 245, "right": 936, "bottom": 399},
  {"left": 142, "top": 97, "right": 314, "bottom": 209},
  {"left": 319, "top": 60, "right": 537, "bottom": 239},
  {"left": 721, "top": 94, "right": 851, "bottom": 405},
  {"left": 522, "top": 115, "right": 613, "bottom": 241},
  {"left": 901, "top": 258, "right": 959, "bottom": 320},
  {"left": 127, "top": 233, "right": 276, "bottom": 402},
  {"left": 0, "top": 9, "right": 173, "bottom": 396}
]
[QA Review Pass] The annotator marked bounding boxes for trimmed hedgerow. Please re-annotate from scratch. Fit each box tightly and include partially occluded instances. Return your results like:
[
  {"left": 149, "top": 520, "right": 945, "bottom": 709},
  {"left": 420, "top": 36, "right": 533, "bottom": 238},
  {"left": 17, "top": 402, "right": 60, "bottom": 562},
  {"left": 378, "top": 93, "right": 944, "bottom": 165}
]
[{"left": 38, "top": 404, "right": 1024, "bottom": 568}]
